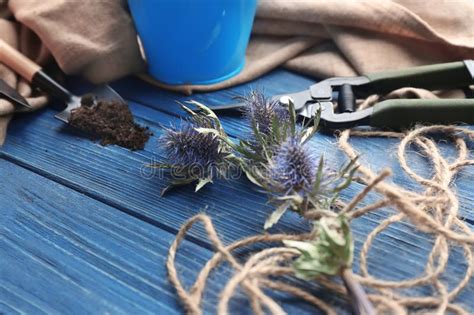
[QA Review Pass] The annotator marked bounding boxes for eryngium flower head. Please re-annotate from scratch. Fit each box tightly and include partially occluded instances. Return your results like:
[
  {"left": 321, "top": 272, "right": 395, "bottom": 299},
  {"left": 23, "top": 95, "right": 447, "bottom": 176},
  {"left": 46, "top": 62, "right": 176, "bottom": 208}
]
[
  {"left": 268, "top": 136, "right": 316, "bottom": 193},
  {"left": 242, "top": 90, "right": 289, "bottom": 135},
  {"left": 160, "top": 121, "right": 224, "bottom": 168}
]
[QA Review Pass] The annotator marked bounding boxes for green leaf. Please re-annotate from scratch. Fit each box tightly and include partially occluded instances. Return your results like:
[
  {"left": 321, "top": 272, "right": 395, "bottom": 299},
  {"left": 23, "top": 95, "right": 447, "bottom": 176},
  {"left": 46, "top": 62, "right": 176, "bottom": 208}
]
[
  {"left": 185, "top": 100, "right": 224, "bottom": 133},
  {"left": 250, "top": 119, "right": 270, "bottom": 160},
  {"left": 339, "top": 156, "right": 359, "bottom": 177},
  {"left": 194, "top": 127, "right": 221, "bottom": 136},
  {"left": 333, "top": 171, "right": 355, "bottom": 193},
  {"left": 275, "top": 194, "right": 304, "bottom": 204},
  {"left": 283, "top": 240, "right": 316, "bottom": 255},
  {"left": 312, "top": 105, "right": 322, "bottom": 130},
  {"left": 286, "top": 215, "right": 353, "bottom": 278},
  {"left": 333, "top": 159, "right": 358, "bottom": 194},
  {"left": 300, "top": 127, "right": 315, "bottom": 144},
  {"left": 180, "top": 104, "right": 197, "bottom": 117},
  {"left": 161, "top": 178, "right": 196, "bottom": 196},
  {"left": 312, "top": 155, "right": 325, "bottom": 194},
  {"left": 195, "top": 177, "right": 213, "bottom": 192},
  {"left": 241, "top": 164, "right": 264, "bottom": 187},
  {"left": 300, "top": 107, "right": 321, "bottom": 144},
  {"left": 272, "top": 115, "right": 281, "bottom": 143},
  {"left": 288, "top": 99, "right": 296, "bottom": 136},
  {"left": 244, "top": 172, "right": 262, "bottom": 187},
  {"left": 232, "top": 140, "right": 262, "bottom": 160},
  {"left": 264, "top": 202, "right": 290, "bottom": 230}
]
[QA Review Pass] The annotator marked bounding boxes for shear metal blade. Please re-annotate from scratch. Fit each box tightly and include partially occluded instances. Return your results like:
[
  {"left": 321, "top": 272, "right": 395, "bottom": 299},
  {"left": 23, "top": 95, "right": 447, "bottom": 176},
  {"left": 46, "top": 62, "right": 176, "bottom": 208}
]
[
  {"left": 0, "top": 79, "right": 31, "bottom": 108},
  {"left": 277, "top": 89, "right": 313, "bottom": 111}
]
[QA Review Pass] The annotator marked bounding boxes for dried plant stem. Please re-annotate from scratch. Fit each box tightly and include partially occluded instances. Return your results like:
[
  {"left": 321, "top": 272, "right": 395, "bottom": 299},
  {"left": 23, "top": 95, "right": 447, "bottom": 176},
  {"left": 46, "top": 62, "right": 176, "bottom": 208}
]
[{"left": 340, "top": 268, "right": 376, "bottom": 315}]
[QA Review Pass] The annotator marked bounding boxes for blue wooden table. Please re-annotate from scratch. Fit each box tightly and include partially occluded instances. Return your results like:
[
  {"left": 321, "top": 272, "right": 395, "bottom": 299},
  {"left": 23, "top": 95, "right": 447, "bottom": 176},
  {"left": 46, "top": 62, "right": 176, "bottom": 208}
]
[{"left": 1, "top": 70, "right": 473, "bottom": 314}]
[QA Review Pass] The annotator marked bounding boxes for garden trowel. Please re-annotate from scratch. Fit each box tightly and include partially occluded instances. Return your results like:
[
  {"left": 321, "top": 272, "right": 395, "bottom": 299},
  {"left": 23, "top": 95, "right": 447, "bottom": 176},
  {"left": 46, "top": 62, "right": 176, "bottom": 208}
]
[{"left": 0, "top": 39, "right": 125, "bottom": 123}]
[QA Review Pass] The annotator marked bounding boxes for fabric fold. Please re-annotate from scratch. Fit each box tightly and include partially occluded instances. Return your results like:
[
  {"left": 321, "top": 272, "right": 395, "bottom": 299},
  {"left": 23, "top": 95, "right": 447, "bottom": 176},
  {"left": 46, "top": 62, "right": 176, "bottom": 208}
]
[
  {"left": 9, "top": 0, "right": 146, "bottom": 83},
  {"left": 142, "top": 0, "right": 474, "bottom": 92},
  {"left": 0, "top": 0, "right": 473, "bottom": 145},
  {"left": 0, "top": 18, "right": 49, "bottom": 145}
]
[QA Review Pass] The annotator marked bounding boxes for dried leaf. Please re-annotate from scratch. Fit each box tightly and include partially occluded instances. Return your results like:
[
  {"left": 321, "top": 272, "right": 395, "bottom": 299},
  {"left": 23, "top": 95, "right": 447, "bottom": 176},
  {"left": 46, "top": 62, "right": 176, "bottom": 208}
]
[
  {"left": 286, "top": 215, "right": 353, "bottom": 279},
  {"left": 195, "top": 177, "right": 213, "bottom": 192},
  {"left": 194, "top": 127, "right": 221, "bottom": 137},
  {"left": 264, "top": 202, "right": 290, "bottom": 230}
]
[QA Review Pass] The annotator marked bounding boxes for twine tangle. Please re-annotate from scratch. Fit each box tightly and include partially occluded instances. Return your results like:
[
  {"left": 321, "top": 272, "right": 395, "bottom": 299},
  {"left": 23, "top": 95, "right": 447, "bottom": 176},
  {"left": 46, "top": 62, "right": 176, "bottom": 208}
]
[{"left": 167, "top": 97, "right": 474, "bottom": 314}]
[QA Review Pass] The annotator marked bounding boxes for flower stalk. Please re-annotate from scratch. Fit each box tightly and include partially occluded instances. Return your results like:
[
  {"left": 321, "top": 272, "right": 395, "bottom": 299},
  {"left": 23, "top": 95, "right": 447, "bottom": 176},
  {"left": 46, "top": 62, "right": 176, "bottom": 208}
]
[{"left": 341, "top": 268, "right": 376, "bottom": 315}]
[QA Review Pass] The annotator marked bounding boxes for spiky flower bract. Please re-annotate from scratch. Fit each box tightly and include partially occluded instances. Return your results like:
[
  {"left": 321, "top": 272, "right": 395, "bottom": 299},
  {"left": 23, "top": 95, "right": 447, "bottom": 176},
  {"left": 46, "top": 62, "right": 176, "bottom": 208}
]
[
  {"left": 241, "top": 90, "right": 290, "bottom": 135},
  {"left": 268, "top": 136, "right": 316, "bottom": 194},
  {"left": 223, "top": 91, "right": 355, "bottom": 229},
  {"left": 230, "top": 90, "right": 302, "bottom": 164},
  {"left": 259, "top": 134, "right": 357, "bottom": 229},
  {"left": 153, "top": 101, "right": 235, "bottom": 193},
  {"left": 160, "top": 121, "right": 224, "bottom": 169}
]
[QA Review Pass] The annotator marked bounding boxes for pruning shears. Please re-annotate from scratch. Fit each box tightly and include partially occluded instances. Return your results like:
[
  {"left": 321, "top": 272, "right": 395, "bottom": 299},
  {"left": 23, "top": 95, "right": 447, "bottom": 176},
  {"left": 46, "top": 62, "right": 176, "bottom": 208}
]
[{"left": 213, "top": 60, "right": 474, "bottom": 129}]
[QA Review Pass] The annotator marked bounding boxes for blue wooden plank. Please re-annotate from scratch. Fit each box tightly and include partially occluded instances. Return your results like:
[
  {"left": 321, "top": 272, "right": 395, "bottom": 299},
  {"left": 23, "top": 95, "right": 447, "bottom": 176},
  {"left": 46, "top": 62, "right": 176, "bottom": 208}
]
[
  {"left": 0, "top": 159, "right": 352, "bottom": 314},
  {"left": 1, "top": 103, "right": 314, "bottom": 244},
  {"left": 111, "top": 70, "right": 314, "bottom": 136},
  {"left": 1, "top": 69, "right": 473, "bottom": 312},
  {"left": 8, "top": 72, "right": 474, "bottom": 254},
  {"left": 0, "top": 159, "right": 214, "bottom": 314},
  {"left": 111, "top": 74, "right": 474, "bottom": 224}
]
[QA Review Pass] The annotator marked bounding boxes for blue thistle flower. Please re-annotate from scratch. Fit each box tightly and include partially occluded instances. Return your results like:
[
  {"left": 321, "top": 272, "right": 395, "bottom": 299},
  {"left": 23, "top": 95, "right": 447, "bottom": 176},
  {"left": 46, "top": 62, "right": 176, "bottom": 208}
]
[
  {"left": 159, "top": 121, "right": 224, "bottom": 168},
  {"left": 242, "top": 90, "right": 290, "bottom": 135},
  {"left": 268, "top": 136, "right": 316, "bottom": 193}
]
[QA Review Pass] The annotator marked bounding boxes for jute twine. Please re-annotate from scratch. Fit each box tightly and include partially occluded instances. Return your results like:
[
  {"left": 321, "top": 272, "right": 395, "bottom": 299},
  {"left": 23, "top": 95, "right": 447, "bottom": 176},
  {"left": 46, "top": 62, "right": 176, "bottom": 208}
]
[{"left": 167, "top": 93, "right": 474, "bottom": 314}]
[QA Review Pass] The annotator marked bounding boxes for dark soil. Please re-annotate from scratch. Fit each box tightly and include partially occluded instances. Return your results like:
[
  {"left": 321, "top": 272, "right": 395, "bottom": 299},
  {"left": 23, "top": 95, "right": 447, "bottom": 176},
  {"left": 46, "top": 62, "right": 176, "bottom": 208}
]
[{"left": 69, "top": 96, "right": 151, "bottom": 150}]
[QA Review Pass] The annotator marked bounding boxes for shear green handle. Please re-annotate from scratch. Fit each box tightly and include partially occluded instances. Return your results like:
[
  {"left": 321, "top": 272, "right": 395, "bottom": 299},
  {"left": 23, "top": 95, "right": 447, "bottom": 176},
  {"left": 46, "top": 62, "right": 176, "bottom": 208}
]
[
  {"left": 367, "top": 61, "right": 473, "bottom": 94},
  {"left": 371, "top": 98, "right": 474, "bottom": 129}
]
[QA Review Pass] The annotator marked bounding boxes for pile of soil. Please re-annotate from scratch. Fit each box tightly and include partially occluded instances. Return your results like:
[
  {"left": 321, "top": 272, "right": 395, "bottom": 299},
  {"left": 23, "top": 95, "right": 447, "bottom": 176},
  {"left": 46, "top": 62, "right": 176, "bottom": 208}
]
[{"left": 70, "top": 96, "right": 151, "bottom": 150}]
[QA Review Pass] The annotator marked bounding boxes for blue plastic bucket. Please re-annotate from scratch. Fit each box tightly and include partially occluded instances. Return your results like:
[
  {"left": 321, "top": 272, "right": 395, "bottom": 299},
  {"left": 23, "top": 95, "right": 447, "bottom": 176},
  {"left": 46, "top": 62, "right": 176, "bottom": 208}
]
[{"left": 128, "top": 0, "right": 257, "bottom": 85}]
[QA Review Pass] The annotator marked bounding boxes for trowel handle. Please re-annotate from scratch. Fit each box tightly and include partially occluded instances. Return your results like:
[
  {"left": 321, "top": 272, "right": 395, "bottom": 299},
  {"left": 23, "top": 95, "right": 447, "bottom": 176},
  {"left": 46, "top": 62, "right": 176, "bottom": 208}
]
[
  {"left": 0, "top": 39, "right": 72, "bottom": 101},
  {"left": 0, "top": 39, "right": 41, "bottom": 81}
]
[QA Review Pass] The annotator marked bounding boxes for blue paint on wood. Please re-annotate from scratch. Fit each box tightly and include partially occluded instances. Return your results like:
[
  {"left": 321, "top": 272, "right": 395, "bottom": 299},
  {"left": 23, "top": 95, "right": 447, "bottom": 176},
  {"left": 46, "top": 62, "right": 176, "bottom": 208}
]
[
  {"left": 0, "top": 159, "right": 349, "bottom": 314},
  {"left": 112, "top": 75, "right": 474, "bottom": 224},
  {"left": 0, "top": 159, "right": 213, "bottom": 314},
  {"left": 1, "top": 69, "right": 473, "bottom": 313}
]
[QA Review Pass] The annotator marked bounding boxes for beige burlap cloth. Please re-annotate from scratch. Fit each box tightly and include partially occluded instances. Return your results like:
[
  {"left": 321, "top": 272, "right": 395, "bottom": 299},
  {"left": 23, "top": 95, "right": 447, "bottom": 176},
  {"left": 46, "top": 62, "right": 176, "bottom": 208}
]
[{"left": 1, "top": 0, "right": 473, "bottom": 144}]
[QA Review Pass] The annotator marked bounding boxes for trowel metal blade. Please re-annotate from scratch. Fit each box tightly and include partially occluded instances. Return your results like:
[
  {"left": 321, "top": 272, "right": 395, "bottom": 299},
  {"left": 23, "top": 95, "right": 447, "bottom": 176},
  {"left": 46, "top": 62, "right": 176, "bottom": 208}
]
[{"left": 54, "top": 84, "right": 126, "bottom": 123}]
